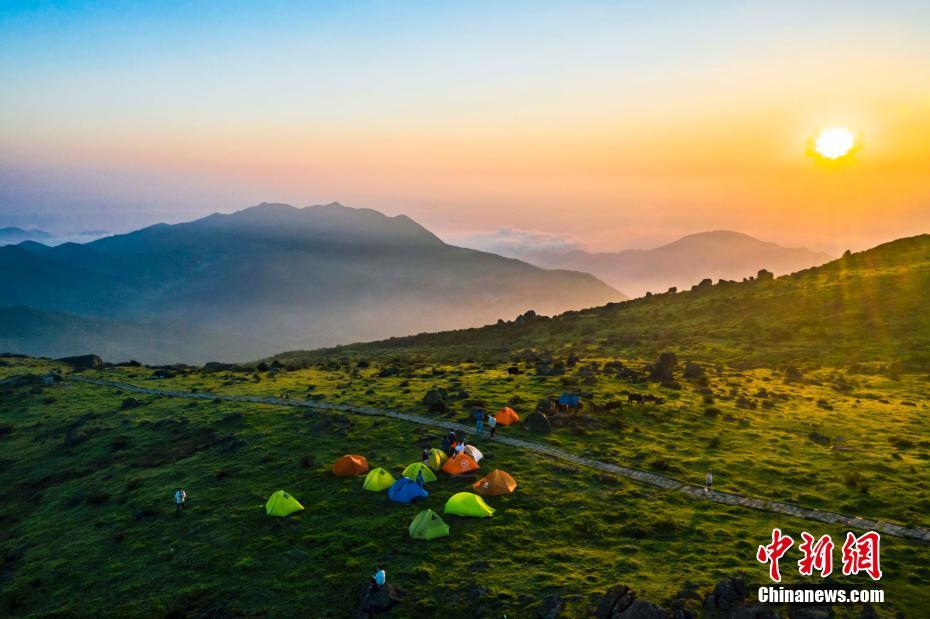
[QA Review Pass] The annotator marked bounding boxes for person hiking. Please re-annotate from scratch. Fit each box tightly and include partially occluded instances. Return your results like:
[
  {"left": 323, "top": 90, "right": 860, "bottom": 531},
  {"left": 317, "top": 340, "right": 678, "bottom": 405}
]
[
  {"left": 474, "top": 408, "right": 484, "bottom": 435},
  {"left": 416, "top": 469, "right": 425, "bottom": 488},
  {"left": 369, "top": 563, "right": 386, "bottom": 592},
  {"left": 421, "top": 449, "right": 429, "bottom": 465},
  {"left": 704, "top": 471, "right": 713, "bottom": 494},
  {"left": 487, "top": 413, "right": 498, "bottom": 439},
  {"left": 175, "top": 488, "right": 187, "bottom": 514}
]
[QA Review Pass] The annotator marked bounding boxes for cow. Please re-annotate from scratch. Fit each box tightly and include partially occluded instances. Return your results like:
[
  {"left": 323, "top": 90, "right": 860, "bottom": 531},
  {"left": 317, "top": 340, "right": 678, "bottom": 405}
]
[
  {"left": 627, "top": 392, "right": 644, "bottom": 406},
  {"left": 506, "top": 366, "right": 523, "bottom": 375}
]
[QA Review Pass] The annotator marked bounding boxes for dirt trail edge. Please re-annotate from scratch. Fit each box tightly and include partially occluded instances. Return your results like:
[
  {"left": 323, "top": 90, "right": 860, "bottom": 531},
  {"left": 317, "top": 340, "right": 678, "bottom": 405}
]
[{"left": 70, "top": 375, "right": 930, "bottom": 543}]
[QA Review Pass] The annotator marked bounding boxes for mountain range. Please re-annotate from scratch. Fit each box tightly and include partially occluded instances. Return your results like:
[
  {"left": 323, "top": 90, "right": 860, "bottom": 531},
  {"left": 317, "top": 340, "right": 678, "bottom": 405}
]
[
  {"left": 0, "top": 226, "right": 53, "bottom": 245},
  {"left": 483, "top": 230, "right": 831, "bottom": 297},
  {"left": 0, "top": 203, "right": 622, "bottom": 363}
]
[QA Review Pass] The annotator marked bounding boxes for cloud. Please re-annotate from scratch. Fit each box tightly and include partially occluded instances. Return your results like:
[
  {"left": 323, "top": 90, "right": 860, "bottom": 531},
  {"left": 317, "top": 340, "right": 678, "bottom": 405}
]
[{"left": 449, "top": 227, "right": 582, "bottom": 259}]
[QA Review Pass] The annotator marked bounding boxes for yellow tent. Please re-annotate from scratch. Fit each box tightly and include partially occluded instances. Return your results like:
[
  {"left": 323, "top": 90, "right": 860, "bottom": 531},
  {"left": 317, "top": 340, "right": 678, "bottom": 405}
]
[
  {"left": 265, "top": 490, "right": 304, "bottom": 517},
  {"left": 362, "top": 467, "right": 396, "bottom": 492},
  {"left": 402, "top": 462, "right": 438, "bottom": 483},
  {"left": 425, "top": 448, "right": 447, "bottom": 470}
]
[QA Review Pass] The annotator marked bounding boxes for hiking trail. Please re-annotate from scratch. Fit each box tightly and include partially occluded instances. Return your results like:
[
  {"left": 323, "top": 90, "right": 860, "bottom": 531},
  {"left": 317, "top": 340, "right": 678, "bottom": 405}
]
[{"left": 69, "top": 375, "right": 930, "bottom": 543}]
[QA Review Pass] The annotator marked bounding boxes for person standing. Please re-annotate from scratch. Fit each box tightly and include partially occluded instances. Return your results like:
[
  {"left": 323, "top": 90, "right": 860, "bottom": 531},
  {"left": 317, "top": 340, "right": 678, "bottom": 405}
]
[
  {"left": 487, "top": 413, "right": 498, "bottom": 439},
  {"left": 369, "top": 563, "right": 386, "bottom": 592},
  {"left": 175, "top": 488, "right": 187, "bottom": 514},
  {"left": 704, "top": 471, "right": 713, "bottom": 494},
  {"left": 474, "top": 408, "right": 484, "bottom": 435}
]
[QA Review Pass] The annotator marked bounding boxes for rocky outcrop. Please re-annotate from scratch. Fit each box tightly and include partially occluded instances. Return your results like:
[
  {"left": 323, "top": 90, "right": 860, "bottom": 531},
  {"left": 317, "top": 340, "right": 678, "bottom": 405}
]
[{"left": 57, "top": 354, "right": 103, "bottom": 370}]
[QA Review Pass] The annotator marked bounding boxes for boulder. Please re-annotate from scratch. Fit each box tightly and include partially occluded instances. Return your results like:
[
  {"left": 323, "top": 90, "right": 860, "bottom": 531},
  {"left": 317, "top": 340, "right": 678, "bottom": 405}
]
[
  {"left": 597, "top": 585, "right": 671, "bottom": 618},
  {"left": 0, "top": 374, "right": 42, "bottom": 389},
  {"left": 524, "top": 411, "right": 551, "bottom": 434},
  {"left": 422, "top": 388, "right": 448, "bottom": 408},
  {"left": 537, "top": 594, "right": 563, "bottom": 619},
  {"left": 353, "top": 583, "right": 402, "bottom": 617},
  {"left": 649, "top": 352, "right": 678, "bottom": 382},
  {"left": 57, "top": 354, "right": 103, "bottom": 370},
  {"left": 682, "top": 362, "right": 705, "bottom": 380},
  {"left": 705, "top": 577, "right": 747, "bottom": 610},
  {"left": 121, "top": 397, "right": 142, "bottom": 410}
]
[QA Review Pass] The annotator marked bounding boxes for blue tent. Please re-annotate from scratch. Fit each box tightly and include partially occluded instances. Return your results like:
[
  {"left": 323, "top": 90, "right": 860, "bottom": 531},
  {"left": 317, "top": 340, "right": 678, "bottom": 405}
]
[
  {"left": 559, "top": 393, "right": 580, "bottom": 407},
  {"left": 387, "top": 477, "right": 429, "bottom": 504}
]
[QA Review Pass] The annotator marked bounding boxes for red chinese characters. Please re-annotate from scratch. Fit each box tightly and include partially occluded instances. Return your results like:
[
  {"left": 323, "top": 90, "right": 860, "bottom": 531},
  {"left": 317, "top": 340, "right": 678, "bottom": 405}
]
[
  {"left": 841, "top": 531, "right": 882, "bottom": 581},
  {"left": 798, "top": 532, "right": 834, "bottom": 577},
  {"left": 756, "top": 528, "right": 795, "bottom": 582}
]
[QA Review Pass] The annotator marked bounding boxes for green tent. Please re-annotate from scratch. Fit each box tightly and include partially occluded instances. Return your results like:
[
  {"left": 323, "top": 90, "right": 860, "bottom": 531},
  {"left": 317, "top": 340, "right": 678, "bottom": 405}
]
[
  {"left": 402, "top": 462, "right": 438, "bottom": 484},
  {"left": 444, "top": 492, "right": 495, "bottom": 518},
  {"left": 363, "top": 467, "right": 396, "bottom": 492},
  {"left": 409, "top": 509, "right": 450, "bottom": 540},
  {"left": 265, "top": 490, "right": 304, "bottom": 517}
]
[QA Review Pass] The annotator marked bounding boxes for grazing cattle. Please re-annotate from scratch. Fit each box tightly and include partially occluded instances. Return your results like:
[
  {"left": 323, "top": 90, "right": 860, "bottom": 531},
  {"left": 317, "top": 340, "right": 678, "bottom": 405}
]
[
  {"left": 603, "top": 400, "right": 624, "bottom": 412},
  {"left": 506, "top": 366, "right": 523, "bottom": 375},
  {"left": 627, "top": 392, "right": 644, "bottom": 406}
]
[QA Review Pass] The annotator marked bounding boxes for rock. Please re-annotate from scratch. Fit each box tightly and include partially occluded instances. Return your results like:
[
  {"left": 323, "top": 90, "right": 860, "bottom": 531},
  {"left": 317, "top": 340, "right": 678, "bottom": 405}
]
[
  {"left": 682, "top": 362, "right": 705, "bottom": 380},
  {"left": 0, "top": 374, "right": 42, "bottom": 389},
  {"left": 620, "top": 599, "right": 670, "bottom": 618},
  {"left": 757, "top": 269, "right": 774, "bottom": 281},
  {"left": 784, "top": 366, "right": 803, "bottom": 382},
  {"left": 63, "top": 429, "right": 88, "bottom": 447},
  {"left": 537, "top": 594, "right": 563, "bottom": 618},
  {"left": 121, "top": 397, "right": 141, "bottom": 410},
  {"left": 597, "top": 584, "right": 636, "bottom": 618},
  {"left": 378, "top": 367, "right": 400, "bottom": 378},
  {"left": 707, "top": 577, "right": 747, "bottom": 609},
  {"left": 808, "top": 432, "right": 831, "bottom": 446},
  {"left": 57, "top": 354, "right": 103, "bottom": 370},
  {"left": 524, "top": 411, "right": 551, "bottom": 433},
  {"left": 151, "top": 369, "right": 174, "bottom": 379},
  {"left": 650, "top": 352, "right": 678, "bottom": 382},
  {"left": 422, "top": 388, "right": 448, "bottom": 408},
  {"left": 353, "top": 583, "right": 402, "bottom": 617}
]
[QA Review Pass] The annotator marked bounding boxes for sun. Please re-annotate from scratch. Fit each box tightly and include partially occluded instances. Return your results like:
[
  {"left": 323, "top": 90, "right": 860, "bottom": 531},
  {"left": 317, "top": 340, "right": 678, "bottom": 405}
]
[{"left": 814, "top": 127, "right": 856, "bottom": 159}]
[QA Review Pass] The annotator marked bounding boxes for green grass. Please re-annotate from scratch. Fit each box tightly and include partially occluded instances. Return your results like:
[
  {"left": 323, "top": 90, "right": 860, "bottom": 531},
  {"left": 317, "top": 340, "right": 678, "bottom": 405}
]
[{"left": 3, "top": 236, "right": 930, "bottom": 616}]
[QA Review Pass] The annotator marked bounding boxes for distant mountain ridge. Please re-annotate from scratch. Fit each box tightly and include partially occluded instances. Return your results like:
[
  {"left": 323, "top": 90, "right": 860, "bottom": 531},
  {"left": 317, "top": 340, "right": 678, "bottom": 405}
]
[
  {"left": 0, "top": 202, "right": 622, "bottom": 363},
  {"left": 0, "top": 226, "right": 53, "bottom": 245},
  {"left": 511, "top": 230, "right": 831, "bottom": 297}
]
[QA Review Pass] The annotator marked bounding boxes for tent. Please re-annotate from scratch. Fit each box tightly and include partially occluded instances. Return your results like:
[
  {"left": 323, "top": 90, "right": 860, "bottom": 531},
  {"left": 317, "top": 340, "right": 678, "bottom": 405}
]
[
  {"left": 558, "top": 393, "right": 581, "bottom": 408},
  {"left": 463, "top": 444, "right": 484, "bottom": 462},
  {"left": 332, "top": 454, "right": 369, "bottom": 477},
  {"left": 402, "top": 462, "right": 438, "bottom": 483},
  {"left": 387, "top": 477, "right": 429, "bottom": 504},
  {"left": 362, "top": 467, "right": 396, "bottom": 492},
  {"left": 495, "top": 407, "right": 520, "bottom": 425},
  {"left": 425, "top": 448, "right": 448, "bottom": 470},
  {"left": 444, "top": 492, "right": 495, "bottom": 518},
  {"left": 473, "top": 469, "right": 517, "bottom": 496},
  {"left": 265, "top": 490, "right": 304, "bottom": 517},
  {"left": 442, "top": 452, "right": 479, "bottom": 476},
  {"left": 409, "top": 509, "right": 450, "bottom": 540}
]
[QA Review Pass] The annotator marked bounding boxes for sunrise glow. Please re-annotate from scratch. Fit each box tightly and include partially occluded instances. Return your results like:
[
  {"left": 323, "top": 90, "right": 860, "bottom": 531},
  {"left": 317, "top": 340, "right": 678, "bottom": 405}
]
[{"left": 814, "top": 127, "right": 857, "bottom": 160}]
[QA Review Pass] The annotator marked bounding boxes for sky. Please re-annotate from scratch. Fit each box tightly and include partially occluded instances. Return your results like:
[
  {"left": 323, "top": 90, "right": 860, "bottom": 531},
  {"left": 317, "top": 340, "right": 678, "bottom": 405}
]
[{"left": 1, "top": 1, "right": 929, "bottom": 254}]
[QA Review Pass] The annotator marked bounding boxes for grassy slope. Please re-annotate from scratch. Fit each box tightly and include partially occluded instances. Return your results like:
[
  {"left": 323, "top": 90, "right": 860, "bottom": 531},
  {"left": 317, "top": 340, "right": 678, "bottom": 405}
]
[{"left": 2, "top": 235, "right": 930, "bottom": 616}]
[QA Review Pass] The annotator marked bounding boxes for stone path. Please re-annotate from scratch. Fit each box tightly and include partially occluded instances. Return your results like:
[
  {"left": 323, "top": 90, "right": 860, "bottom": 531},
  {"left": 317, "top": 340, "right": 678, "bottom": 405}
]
[{"left": 70, "top": 375, "right": 930, "bottom": 543}]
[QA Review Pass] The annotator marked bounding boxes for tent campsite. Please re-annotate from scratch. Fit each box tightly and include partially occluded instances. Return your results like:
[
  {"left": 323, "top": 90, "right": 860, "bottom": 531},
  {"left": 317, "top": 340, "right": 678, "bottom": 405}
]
[
  {"left": 463, "top": 444, "right": 483, "bottom": 462},
  {"left": 472, "top": 469, "right": 517, "bottom": 496},
  {"left": 265, "top": 490, "right": 304, "bottom": 517},
  {"left": 442, "top": 452, "right": 479, "bottom": 476},
  {"left": 362, "top": 467, "right": 396, "bottom": 492},
  {"left": 495, "top": 407, "right": 520, "bottom": 425},
  {"left": 332, "top": 454, "right": 369, "bottom": 477},
  {"left": 409, "top": 509, "right": 450, "bottom": 540},
  {"left": 402, "top": 462, "right": 438, "bottom": 483},
  {"left": 444, "top": 492, "right": 495, "bottom": 518},
  {"left": 387, "top": 477, "right": 429, "bottom": 504}
]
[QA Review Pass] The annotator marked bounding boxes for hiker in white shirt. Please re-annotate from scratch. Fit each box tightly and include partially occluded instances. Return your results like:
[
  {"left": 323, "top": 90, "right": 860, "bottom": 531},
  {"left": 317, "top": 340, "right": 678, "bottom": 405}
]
[
  {"left": 704, "top": 471, "right": 713, "bottom": 494},
  {"left": 175, "top": 488, "right": 187, "bottom": 514},
  {"left": 369, "top": 563, "right": 386, "bottom": 592}
]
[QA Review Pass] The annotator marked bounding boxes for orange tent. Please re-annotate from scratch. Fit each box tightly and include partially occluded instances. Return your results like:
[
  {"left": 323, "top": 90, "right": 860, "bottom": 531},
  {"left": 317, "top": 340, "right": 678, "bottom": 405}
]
[
  {"left": 332, "top": 454, "right": 369, "bottom": 477},
  {"left": 473, "top": 469, "right": 517, "bottom": 496},
  {"left": 495, "top": 407, "right": 520, "bottom": 425},
  {"left": 442, "top": 452, "right": 480, "bottom": 476}
]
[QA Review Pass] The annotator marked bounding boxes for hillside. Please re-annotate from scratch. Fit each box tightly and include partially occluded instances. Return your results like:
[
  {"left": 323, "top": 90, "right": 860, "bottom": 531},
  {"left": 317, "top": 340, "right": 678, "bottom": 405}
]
[
  {"left": 507, "top": 230, "right": 831, "bottom": 297},
  {"left": 0, "top": 203, "right": 622, "bottom": 363},
  {"left": 277, "top": 234, "right": 929, "bottom": 369},
  {"left": 1, "top": 235, "right": 929, "bottom": 617}
]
